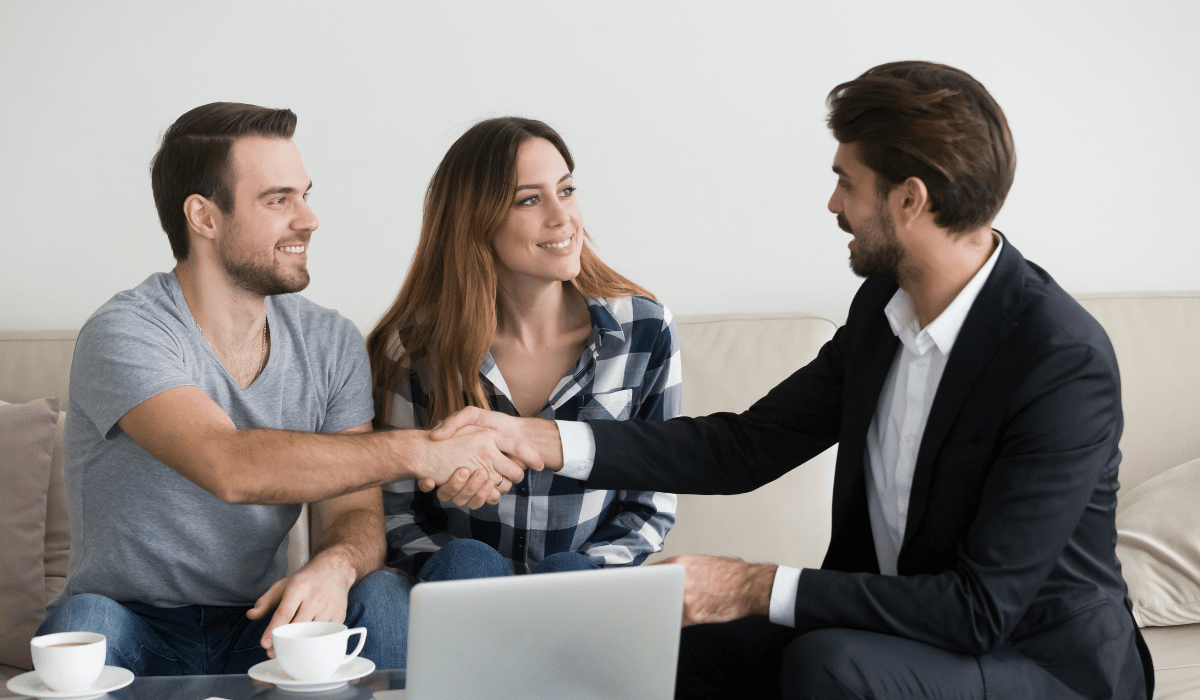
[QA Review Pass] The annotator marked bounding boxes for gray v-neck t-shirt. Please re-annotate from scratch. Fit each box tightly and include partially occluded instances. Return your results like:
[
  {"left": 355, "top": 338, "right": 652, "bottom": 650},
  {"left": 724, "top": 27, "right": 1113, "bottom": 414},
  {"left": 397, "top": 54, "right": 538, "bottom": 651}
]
[{"left": 60, "top": 271, "right": 373, "bottom": 608}]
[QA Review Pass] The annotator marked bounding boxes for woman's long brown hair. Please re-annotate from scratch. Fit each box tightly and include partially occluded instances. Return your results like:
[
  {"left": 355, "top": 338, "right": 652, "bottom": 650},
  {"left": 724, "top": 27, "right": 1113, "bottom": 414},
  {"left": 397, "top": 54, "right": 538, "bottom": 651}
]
[{"left": 367, "top": 117, "right": 653, "bottom": 425}]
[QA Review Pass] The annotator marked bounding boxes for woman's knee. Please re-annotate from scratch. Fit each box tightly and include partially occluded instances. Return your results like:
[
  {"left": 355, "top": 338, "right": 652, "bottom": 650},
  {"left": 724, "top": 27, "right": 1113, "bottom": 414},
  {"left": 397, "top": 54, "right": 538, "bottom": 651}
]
[
  {"left": 535, "top": 551, "right": 599, "bottom": 574},
  {"left": 348, "top": 570, "right": 411, "bottom": 615},
  {"left": 419, "top": 539, "right": 510, "bottom": 581}
]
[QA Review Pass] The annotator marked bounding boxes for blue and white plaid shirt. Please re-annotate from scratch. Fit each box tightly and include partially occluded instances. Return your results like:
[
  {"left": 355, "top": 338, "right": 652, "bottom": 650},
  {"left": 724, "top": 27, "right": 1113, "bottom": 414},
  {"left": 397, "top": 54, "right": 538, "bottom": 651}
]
[{"left": 377, "top": 295, "right": 681, "bottom": 577}]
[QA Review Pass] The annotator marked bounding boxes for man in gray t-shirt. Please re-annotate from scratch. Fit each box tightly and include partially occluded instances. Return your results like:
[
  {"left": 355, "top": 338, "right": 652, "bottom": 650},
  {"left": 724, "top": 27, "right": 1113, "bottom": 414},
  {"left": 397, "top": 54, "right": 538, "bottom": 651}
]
[{"left": 38, "top": 102, "right": 537, "bottom": 677}]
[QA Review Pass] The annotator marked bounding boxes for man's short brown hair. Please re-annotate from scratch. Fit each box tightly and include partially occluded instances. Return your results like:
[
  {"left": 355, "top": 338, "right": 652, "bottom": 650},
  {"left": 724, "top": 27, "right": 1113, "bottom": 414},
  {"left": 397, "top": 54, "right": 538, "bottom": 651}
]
[
  {"left": 827, "top": 61, "right": 1016, "bottom": 234},
  {"left": 150, "top": 102, "right": 297, "bottom": 260}
]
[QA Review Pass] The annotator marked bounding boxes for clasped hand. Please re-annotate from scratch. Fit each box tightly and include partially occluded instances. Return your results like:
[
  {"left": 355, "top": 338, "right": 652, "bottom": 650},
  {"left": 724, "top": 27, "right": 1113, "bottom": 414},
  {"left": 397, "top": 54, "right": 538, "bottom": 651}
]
[{"left": 420, "top": 409, "right": 544, "bottom": 508}]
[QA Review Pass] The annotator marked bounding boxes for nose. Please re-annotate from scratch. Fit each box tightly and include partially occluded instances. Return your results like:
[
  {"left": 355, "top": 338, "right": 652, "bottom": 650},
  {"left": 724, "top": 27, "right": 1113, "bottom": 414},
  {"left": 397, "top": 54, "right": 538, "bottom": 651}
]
[
  {"left": 295, "top": 198, "right": 319, "bottom": 233},
  {"left": 545, "top": 194, "right": 570, "bottom": 228},
  {"left": 827, "top": 186, "right": 840, "bottom": 215}
]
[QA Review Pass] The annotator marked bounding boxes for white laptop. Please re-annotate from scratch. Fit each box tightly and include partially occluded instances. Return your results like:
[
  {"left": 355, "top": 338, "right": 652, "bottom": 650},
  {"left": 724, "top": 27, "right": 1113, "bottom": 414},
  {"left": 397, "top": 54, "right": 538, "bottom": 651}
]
[{"left": 401, "top": 563, "right": 685, "bottom": 700}]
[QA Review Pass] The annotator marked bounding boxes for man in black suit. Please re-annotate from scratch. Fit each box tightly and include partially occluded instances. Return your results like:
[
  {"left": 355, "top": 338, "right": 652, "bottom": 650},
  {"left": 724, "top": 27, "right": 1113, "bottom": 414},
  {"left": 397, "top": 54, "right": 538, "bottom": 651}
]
[{"left": 433, "top": 61, "right": 1152, "bottom": 699}]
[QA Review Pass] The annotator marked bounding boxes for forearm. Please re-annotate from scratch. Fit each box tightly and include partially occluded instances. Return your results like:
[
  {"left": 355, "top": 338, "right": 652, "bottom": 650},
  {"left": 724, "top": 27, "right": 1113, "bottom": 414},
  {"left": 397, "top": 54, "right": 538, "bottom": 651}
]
[
  {"left": 201, "top": 427, "right": 430, "bottom": 504},
  {"left": 309, "top": 505, "right": 386, "bottom": 584}
]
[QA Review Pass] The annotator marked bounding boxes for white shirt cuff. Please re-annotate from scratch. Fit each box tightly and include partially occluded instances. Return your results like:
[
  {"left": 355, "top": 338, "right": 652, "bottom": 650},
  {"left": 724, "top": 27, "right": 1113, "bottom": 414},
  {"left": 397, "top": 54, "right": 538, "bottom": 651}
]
[
  {"left": 769, "top": 566, "right": 802, "bottom": 627},
  {"left": 555, "top": 420, "right": 596, "bottom": 481}
]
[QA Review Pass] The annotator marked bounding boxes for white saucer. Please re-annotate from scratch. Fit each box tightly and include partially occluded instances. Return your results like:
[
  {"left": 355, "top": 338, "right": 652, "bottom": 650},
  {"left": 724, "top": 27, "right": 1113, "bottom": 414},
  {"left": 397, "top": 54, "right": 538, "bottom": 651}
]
[
  {"left": 6, "top": 666, "right": 134, "bottom": 700},
  {"left": 247, "top": 657, "right": 375, "bottom": 692}
]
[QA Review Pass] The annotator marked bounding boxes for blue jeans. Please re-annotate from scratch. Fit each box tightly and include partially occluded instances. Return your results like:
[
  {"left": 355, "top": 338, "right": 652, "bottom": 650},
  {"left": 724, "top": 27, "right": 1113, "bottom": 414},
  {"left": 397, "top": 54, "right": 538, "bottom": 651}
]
[
  {"left": 37, "top": 570, "right": 411, "bottom": 675},
  {"left": 419, "top": 538, "right": 600, "bottom": 581}
]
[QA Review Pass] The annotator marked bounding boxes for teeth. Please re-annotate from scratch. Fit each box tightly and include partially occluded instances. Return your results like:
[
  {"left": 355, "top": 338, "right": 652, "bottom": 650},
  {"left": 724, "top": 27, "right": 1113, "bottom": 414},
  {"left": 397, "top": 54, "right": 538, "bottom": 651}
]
[
  {"left": 279, "top": 245, "right": 306, "bottom": 253},
  {"left": 539, "top": 240, "right": 570, "bottom": 249}
]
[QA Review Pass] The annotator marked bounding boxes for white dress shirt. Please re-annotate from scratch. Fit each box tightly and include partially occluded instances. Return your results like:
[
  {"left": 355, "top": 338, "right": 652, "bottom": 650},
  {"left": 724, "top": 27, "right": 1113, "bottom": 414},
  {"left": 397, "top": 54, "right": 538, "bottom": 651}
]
[{"left": 558, "top": 236, "right": 1003, "bottom": 627}]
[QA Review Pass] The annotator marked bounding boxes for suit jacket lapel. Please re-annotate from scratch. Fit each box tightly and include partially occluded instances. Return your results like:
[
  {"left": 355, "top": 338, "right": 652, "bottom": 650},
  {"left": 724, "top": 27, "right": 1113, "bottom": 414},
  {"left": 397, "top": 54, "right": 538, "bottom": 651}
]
[
  {"left": 828, "top": 284, "right": 901, "bottom": 572},
  {"left": 901, "top": 238, "right": 1024, "bottom": 551}
]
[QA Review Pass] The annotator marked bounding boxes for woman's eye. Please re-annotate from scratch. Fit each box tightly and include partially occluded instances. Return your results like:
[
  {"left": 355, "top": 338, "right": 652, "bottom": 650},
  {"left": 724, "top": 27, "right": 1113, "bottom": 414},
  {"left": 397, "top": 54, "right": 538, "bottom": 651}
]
[
  {"left": 517, "top": 195, "right": 539, "bottom": 206},
  {"left": 559, "top": 186, "right": 576, "bottom": 198}
]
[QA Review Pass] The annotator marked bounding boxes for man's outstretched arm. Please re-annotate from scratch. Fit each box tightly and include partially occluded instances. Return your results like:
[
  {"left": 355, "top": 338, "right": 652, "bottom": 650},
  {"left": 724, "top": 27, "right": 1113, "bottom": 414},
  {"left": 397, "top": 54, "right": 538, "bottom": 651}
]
[{"left": 118, "top": 386, "right": 541, "bottom": 505}]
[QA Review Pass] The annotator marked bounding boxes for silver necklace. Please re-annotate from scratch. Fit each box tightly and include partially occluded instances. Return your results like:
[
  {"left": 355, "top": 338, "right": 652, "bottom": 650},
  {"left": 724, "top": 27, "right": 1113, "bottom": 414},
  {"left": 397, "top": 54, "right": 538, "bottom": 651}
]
[{"left": 196, "top": 317, "right": 269, "bottom": 377}]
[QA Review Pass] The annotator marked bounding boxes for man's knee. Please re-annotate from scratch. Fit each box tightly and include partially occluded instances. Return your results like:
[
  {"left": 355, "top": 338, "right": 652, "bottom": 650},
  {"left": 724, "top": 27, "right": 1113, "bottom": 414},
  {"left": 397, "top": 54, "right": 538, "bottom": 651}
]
[
  {"left": 38, "top": 594, "right": 164, "bottom": 673},
  {"left": 39, "top": 593, "right": 135, "bottom": 638},
  {"left": 780, "top": 629, "right": 870, "bottom": 700},
  {"left": 780, "top": 628, "right": 986, "bottom": 700}
]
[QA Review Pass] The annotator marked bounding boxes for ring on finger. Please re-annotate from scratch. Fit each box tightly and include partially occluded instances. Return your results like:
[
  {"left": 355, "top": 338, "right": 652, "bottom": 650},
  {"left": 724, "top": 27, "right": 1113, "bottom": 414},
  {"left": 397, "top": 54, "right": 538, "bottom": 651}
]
[{"left": 495, "top": 476, "right": 504, "bottom": 488}]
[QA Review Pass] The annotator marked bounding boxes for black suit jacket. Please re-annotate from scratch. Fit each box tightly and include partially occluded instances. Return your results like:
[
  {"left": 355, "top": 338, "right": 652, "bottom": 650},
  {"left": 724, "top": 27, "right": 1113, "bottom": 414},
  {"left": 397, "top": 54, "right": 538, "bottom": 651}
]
[{"left": 586, "top": 237, "right": 1151, "bottom": 699}]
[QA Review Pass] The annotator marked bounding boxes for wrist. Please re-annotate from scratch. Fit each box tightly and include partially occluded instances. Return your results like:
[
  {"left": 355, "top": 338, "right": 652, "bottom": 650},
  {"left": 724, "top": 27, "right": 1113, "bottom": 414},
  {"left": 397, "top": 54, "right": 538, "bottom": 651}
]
[
  {"left": 392, "top": 429, "right": 432, "bottom": 482},
  {"left": 746, "top": 563, "right": 778, "bottom": 617},
  {"left": 309, "top": 547, "right": 360, "bottom": 589},
  {"left": 532, "top": 418, "right": 564, "bottom": 471}
]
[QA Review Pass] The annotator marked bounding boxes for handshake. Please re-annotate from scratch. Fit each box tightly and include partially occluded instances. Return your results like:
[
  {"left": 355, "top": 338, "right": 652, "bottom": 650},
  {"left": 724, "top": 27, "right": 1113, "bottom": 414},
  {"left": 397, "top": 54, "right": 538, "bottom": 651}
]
[{"left": 411, "top": 407, "right": 566, "bottom": 509}]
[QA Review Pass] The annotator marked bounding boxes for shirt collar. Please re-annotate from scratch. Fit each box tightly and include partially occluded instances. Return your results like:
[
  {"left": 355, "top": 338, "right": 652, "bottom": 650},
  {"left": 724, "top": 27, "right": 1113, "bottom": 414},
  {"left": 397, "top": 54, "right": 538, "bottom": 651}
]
[
  {"left": 585, "top": 297, "right": 626, "bottom": 343},
  {"left": 883, "top": 233, "right": 1003, "bottom": 356}
]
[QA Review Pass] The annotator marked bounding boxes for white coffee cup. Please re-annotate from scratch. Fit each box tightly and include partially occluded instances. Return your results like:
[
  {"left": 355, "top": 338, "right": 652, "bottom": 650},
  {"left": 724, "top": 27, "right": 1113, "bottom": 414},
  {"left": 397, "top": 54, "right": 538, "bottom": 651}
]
[
  {"left": 30, "top": 632, "right": 106, "bottom": 693},
  {"left": 272, "top": 621, "right": 367, "bottom": 682}
]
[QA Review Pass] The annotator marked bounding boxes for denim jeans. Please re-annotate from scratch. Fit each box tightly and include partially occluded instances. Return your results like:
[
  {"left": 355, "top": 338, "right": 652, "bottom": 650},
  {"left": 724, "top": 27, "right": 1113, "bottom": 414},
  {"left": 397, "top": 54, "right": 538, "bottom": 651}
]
[
  {"left": 37, "top": 570, "right": 412, "bottom": 675},
  {"left": 419, "top": 538, "right": 600, "bottom": 581}
]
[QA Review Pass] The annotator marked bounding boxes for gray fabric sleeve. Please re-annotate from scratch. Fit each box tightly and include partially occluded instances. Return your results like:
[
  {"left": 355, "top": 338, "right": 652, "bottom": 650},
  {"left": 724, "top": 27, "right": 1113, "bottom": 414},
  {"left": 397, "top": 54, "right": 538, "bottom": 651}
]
[
  {"left": 70, "top": 309, "right": 198, "bottom": 440},
  {"left": 318, "top": 315, "right": 374, "bottom": 434}
]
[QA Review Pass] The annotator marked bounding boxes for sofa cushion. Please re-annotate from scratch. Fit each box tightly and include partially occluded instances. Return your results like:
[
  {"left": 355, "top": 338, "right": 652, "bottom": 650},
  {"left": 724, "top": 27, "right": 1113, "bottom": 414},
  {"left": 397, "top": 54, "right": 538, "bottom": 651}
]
[
  {"left": 1117, "top": 457, "right": 1200, "bottom": 627},
  {"left": 0, "top": 398, "right": 60, "bottom": 670}
]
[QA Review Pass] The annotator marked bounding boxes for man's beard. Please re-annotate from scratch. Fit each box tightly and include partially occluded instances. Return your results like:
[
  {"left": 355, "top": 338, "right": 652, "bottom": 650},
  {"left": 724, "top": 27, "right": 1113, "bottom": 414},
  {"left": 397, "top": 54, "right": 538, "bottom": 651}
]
[
  {"left": 218, "top": 224, "right": 310, "bottom": 297},
  {"left": 840, "top": 204, "right": 906, "bottom": 279}
]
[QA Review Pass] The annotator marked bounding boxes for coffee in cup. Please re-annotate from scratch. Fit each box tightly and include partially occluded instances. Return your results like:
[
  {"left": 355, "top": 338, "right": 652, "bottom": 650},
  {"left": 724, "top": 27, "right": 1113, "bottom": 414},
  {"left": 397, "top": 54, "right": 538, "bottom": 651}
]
[
  {"left": 30, "top": 632, "right": 106, "bottom": 693},
  {"left": 272, "top": 621, "right": 367, "bottom": 682}
]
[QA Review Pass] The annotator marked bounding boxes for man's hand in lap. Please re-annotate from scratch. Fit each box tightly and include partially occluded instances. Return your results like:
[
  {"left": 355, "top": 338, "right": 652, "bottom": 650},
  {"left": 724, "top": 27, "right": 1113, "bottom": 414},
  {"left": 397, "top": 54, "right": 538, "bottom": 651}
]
[
  {"left": 659, "top": 555, "right": 777, "bottom": 627},
  {"left": 248, "top": 554, "right": 356, "bottom": 657}
]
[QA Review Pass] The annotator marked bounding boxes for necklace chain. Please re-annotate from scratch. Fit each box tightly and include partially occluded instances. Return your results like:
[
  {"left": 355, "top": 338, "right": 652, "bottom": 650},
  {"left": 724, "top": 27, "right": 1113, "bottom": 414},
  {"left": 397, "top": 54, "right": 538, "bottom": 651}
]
[{"left": 195, "top": 318, "right": 269, "bottom": 377}]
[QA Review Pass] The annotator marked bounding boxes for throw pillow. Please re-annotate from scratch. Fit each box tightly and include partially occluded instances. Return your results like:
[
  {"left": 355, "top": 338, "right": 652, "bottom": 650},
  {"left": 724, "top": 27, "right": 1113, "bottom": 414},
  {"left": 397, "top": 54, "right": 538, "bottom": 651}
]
[
  {"left": 0, "top": 398, "right": 60, "bottom": 670},
  {"left": 45, "top": 408, "right": 70, "bottom": 603},
  {"left": 1116, "top": 457, "right": 1200, "bottom": 627}
]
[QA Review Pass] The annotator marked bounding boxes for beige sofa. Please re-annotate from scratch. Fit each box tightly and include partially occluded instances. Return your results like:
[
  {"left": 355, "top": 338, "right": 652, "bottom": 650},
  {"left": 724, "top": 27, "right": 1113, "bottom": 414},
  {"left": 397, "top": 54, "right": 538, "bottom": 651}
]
[{"left": 3, "top": 291, "right": 1198, "bottom": 696}]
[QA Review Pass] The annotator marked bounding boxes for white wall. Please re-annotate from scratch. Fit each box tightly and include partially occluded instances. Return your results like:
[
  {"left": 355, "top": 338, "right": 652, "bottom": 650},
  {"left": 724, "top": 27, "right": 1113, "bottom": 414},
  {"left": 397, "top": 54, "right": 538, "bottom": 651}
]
[{"left": 2, "top": 0, "right": 1197, "bottom": 332}]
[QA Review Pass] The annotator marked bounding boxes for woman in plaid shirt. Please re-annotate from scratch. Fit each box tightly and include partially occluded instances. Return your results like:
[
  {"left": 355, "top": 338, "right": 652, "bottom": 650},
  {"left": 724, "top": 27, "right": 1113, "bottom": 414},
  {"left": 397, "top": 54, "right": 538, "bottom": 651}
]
[{"left": 366, "top": 117, "right": 680, "bottom": 580}]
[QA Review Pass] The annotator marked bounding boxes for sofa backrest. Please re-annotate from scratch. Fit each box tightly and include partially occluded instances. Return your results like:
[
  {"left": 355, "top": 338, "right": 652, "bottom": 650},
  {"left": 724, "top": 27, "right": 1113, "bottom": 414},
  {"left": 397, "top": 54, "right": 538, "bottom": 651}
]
[
  {"left": 0, "top": 330, "right": 76, "bottom": 405},
  {"left": 650, "top": 313, "right": 840, "bottom": 568},
  {"left": 1075, "top": 292, "right": 1200, "bottom": 495},
  {"left": 2, "top": 289, "right": 1197, "bottom": 571}
]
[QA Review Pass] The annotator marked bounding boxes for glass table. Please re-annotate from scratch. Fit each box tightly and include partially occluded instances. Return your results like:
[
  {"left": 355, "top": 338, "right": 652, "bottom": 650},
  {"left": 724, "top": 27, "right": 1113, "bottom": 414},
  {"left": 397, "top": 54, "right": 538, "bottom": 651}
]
[{"left": 5, "top": 669, "right": 408, "bottom": 700}]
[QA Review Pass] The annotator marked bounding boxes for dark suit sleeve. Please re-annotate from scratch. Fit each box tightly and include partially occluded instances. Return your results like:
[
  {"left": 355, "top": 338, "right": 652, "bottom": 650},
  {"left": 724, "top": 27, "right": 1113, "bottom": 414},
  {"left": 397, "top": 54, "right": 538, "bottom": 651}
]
[
  {"left": 585, "top": 323, "right": 847, "bottom": 495},
  {"left": 792, "top": 341, "right": 1121, "bottom": 655}
]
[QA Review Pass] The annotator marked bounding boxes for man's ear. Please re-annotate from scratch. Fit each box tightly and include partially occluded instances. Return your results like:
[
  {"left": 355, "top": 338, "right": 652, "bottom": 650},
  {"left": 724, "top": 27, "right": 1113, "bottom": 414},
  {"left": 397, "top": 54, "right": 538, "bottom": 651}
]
[
  {"left": 896, "top": 177, "right": 930, "bottom": 227},
  {"left": 183, "top": 193, "right": 221, "bottom": 243}
]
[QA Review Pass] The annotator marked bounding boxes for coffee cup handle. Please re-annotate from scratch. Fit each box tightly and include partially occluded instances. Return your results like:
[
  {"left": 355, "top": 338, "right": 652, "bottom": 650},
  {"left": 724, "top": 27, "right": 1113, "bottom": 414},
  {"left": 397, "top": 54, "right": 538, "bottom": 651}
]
[{"left": 344, "top": 627, "right": 367, "bottom": 663}]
